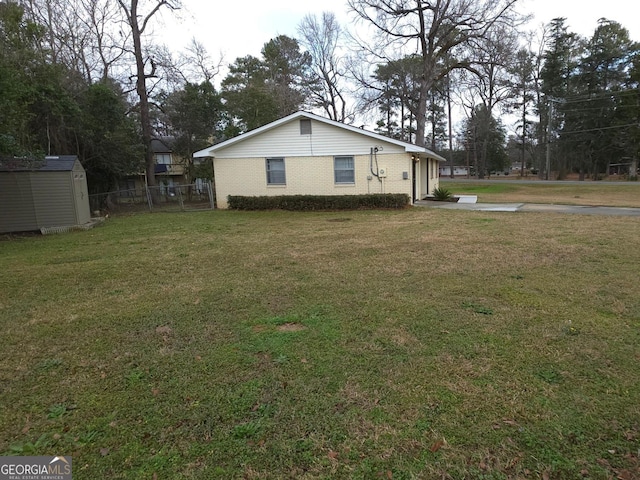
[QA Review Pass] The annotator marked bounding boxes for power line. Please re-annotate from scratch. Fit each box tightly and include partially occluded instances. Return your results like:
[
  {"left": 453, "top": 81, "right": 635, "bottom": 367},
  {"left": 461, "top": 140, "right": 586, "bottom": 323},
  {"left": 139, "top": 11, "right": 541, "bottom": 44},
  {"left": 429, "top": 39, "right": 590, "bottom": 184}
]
[
  {"left": 558, "top": 90, "right": 638, "bottom": 104},
  {"left": 559, "top": 104, "right": 640, "bottom": 113},
  {"left": 559, "top": 123, "right": 638, "bottom": 135}
]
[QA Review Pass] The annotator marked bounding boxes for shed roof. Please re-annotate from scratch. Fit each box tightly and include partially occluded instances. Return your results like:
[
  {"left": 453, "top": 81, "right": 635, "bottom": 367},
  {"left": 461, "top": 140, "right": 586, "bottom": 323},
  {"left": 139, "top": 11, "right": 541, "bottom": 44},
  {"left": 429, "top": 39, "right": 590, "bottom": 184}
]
[{"left": 0, "top": 156, "right": 79, "bottom": 172}]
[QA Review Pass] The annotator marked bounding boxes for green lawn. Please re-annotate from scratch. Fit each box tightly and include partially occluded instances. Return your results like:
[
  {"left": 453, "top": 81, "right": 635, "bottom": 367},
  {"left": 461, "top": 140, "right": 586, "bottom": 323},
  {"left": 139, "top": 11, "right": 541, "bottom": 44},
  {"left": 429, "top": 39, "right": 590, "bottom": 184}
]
[
  {"left": 1, "top": 209, "right": 639, "bottom": 479},
  {"left": 441, "top": 180, "right": 640, "bottom": 207}
]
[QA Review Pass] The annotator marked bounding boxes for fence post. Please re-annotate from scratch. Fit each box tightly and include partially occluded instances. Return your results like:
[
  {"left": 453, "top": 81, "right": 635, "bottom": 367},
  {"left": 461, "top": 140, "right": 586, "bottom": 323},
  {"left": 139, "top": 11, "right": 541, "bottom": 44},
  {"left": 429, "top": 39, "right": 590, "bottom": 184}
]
[
  {"left": 177, "top": 185, "right": 184, "bottom": 211},
  {"left": 145, "top": 186, "right": 153, "bottom": 212},
  {"left": 207, "top": 181, "right": 215, "bottom": 209}
]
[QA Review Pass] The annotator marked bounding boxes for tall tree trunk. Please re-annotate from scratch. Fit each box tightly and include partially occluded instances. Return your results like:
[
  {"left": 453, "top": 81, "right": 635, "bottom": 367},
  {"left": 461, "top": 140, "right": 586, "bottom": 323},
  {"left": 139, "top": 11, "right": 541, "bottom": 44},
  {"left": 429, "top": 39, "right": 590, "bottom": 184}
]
[
  {"left": 118, "top": 0, "right": 179, "bottom": 192},
  {"left": 129, "top": 0, "right": 156, "bottom": 188},
  {"left": 447, "top": 75, "right": 454, "bottom": 178},
  {"left": 520, "top": 87, "right": 527, "bottom": 177},
  {"left": 415, "top": 77, "right": 429, "bottom": 147}
]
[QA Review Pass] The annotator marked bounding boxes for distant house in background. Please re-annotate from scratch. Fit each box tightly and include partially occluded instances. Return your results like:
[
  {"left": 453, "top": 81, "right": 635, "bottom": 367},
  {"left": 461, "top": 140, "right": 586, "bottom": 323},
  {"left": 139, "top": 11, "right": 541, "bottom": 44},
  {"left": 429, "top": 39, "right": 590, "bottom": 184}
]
[
  {"left": 194, "top": 111, "right": 445, "bottom": 209},
  {"left": 119, "top": 137, "right": 189, "bottom": 194},
  {"left": 0, "top": 156, "right": 91, "bottom": 233},
  {"left": 439, "top": 165, "right": 470, "bottom": 177},
  {"left": 105, "top": 137, "right": 214, "bottom": 213},
  {"left": 149, "top": 137, "right": 187, "bottom": 194}
]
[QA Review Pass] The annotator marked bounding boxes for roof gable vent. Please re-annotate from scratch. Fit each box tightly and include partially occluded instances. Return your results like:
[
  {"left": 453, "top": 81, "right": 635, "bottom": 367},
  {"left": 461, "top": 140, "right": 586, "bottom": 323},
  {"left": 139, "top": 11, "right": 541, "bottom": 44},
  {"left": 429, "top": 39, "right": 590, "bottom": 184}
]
[{"left": 300, "top": 118, "right": 312, "bottom": 135}]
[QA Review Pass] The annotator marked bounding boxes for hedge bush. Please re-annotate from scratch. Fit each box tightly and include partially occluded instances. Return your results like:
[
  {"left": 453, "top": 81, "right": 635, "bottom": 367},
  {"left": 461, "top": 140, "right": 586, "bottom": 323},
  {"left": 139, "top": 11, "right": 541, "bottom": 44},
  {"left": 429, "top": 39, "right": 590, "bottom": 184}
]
[{"left": 227, "top": 194, "right": 410, "bottom": 211}]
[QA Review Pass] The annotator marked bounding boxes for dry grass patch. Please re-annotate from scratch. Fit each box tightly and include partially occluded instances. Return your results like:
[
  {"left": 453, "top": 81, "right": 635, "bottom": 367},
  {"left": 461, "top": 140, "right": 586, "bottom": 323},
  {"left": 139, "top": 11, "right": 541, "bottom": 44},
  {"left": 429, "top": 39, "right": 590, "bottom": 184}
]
[
  {"left": 0, "top": 209, "right": 638, "bottom": 479},
  {"left": 444, "top": 180, "right": 640, "bottom": 207}
]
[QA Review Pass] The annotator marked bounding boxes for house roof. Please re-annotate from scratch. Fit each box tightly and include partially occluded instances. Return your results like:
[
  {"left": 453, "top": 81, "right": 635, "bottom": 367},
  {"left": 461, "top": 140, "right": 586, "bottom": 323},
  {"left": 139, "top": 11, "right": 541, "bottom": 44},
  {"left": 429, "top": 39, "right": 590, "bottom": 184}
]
[
  {"left": 193, "top": 111, "right": 446, "bottom": 162},
  {"left": 0, "top": 155, "right": 79, "bottom": 172},
  {"left": 151, "top": 137, "right": 175, "bottom": 154}
]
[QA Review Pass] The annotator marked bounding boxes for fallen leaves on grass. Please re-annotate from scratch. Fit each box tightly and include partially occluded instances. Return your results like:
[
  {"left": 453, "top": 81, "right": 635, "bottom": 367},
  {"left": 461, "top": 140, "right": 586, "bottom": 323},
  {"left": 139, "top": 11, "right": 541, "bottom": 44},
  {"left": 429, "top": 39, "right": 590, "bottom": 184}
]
[{"left": 429, "top": 439, "right": 445, "bottom": 452}]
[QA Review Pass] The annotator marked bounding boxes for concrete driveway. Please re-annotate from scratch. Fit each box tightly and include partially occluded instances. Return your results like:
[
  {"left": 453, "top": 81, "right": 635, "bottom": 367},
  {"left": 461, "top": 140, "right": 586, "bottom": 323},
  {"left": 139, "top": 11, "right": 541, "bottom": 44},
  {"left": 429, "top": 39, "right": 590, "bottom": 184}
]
[{"left": 415, "top": 201, "right": 640, "bottom": 217}]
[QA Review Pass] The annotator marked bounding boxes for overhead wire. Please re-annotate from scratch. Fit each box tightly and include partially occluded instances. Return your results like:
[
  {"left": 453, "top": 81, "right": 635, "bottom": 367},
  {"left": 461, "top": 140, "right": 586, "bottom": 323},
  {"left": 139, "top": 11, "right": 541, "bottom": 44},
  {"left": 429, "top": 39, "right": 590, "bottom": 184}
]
[{"left": 559, "top": 123, "right": 638, "bottom": 135}]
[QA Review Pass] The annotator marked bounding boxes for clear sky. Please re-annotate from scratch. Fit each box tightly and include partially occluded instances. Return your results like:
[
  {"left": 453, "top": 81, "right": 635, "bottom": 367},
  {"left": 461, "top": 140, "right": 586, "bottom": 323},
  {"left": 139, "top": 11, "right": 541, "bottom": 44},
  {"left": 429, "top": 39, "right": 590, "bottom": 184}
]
[{"left": 161, "top": 0, "right": 638, "bottom": 65}]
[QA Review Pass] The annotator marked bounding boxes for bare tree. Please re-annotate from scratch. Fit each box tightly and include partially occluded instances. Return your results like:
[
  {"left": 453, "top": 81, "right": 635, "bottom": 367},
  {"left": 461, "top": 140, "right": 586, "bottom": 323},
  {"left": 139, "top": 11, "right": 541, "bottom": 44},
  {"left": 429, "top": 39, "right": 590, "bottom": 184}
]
[
  {"left": 81, "top": 0, "right": 128, "bottom": 81},
  {"left": 19, "top": 0, "right": 127, "bottom": 82},
  {"left": 116, "top": 0, "right": 180, "bottom": 188},
  {"left": 460, "top": 23, "right": 519, "bottom": 176},
  {"left": 465, "top": 24, "right": 519, "bottom": 115},
  {"left": 184, "top": 39, "right": 223, "bottom": 84},
  {"left": 348, "top": 0, "right": 521, "bottom": 146},
  {"left": 531, "top": 24, "right": 549, "bottom": 177},
  {"left": 298, "top": 12, "right": 353, "bottom": 122}
]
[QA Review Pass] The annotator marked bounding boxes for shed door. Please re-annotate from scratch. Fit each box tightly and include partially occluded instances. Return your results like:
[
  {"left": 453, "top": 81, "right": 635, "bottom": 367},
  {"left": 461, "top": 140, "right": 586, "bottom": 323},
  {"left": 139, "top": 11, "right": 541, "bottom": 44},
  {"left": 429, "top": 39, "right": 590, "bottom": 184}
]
[{"left": 74, "top": 171, "right": 91, "bottom": 223}]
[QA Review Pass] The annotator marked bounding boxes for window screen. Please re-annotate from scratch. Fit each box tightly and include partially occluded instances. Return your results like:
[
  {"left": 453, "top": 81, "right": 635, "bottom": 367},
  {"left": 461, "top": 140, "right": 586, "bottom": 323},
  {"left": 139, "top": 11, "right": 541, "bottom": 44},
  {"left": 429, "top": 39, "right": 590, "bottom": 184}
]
[
  {"left": 266, "top": 158, "right": 286, "bottom": 185},
  {"left": 334, "top": 156, "right": 355, "bottom": 184}
]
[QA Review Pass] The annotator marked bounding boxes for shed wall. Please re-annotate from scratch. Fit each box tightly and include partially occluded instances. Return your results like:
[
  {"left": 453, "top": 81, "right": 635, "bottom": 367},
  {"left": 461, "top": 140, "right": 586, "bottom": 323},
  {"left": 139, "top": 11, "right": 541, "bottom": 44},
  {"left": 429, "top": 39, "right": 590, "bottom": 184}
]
[
  {"left": 0, "top": 173, "right": 37, "bottom": 233},
  {"left": 30, "top": 171, "right": 76, "bottom": 227},
  {"left": 0, "top": 159, "right": 91, "bottom": 233}
]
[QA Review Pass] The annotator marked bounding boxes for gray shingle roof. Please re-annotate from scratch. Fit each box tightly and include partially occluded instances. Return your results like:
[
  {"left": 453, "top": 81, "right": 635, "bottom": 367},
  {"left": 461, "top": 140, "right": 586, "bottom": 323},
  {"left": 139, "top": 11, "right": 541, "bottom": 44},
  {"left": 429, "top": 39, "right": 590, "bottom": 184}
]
[{"left": 0, "top": 156, "right": 78, "bottom": 172}]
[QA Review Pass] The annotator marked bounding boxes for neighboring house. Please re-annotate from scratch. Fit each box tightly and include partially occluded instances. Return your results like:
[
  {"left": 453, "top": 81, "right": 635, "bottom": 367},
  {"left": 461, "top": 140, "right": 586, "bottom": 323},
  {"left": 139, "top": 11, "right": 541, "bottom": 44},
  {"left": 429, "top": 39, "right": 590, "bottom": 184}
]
[
  {"left": 149, "top": 137, "right": 187, "bottom": 194},
  {"left": 509, "top": 161, "right": 526, "bottom": 174},
  {"left": 439, "top": 165, "right": 471, "bottom": 177},
  {"left": 119, "top": 137, "right": 188, "bottom": 195},
  {"left": 193, "top": 111, "right": 445, "bottom": 209},
  {"left": 0, "top": 155, "right": 91, "bottom": 233}
]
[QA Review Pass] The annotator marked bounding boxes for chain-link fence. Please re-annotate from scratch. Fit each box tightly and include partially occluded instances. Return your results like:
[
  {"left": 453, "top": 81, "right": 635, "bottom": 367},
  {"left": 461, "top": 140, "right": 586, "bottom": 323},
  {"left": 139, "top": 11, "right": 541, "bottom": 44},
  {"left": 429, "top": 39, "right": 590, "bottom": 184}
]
[{"left": 89, "top": 182, "right": 215, "bottom": 214}]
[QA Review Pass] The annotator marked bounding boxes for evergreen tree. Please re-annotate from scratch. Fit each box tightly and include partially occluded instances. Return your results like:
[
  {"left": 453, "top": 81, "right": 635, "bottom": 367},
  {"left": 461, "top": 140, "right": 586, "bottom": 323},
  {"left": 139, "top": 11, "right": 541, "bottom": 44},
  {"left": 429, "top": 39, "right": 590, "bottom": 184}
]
[
  {"left": 76, "top": 81, "right": 142, "bottom": 193},
  {"left": 0, "top": 1, "right": 43, "bottom": 155},
  {"left": 568, "top": 20, "right": 639, "bottom": 178},
  {"left": 161, "top": 81, "right": 224, "bottom": 182},
  {"left": 222, "top": 35, "right": 312, "bottom": 133},
  {"left": 463, "top": 104, "right": 508, "bottom": 178},
  {"left": 372, "top": 56, "right": 421, "bottom": 142},
  {"left": 539, "top": 18, "right": 583, "bottom": 177},
  {"left": 542, "top": 19, "right": 640, "bottom": 179},
  {"left": 508, "top": 48, "right": 537, "bottom": 175}
]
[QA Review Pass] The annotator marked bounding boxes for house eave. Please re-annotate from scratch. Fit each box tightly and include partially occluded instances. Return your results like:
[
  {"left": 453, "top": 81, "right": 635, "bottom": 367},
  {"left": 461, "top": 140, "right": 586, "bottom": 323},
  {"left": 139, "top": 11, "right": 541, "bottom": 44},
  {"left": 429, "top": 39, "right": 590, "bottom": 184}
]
[{"left": 193, "top": 111, "right": 446, "bottom": 162}]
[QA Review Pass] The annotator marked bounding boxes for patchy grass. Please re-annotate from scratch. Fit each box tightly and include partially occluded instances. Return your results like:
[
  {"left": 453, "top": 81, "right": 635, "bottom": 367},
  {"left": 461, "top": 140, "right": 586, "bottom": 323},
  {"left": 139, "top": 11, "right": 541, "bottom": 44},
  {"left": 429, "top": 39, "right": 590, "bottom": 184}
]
[
  {"left": 1, "top": 209, "right": 639, "bottom": 479},
  {"left": 443, "top": 180, "right": 640, "bottom": 207}
]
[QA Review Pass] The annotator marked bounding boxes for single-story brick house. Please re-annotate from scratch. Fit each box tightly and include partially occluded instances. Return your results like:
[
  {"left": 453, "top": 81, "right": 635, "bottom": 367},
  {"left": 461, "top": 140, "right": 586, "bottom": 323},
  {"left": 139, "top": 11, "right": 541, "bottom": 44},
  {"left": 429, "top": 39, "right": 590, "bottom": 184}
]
[{"left": 193, "top": 111, "right": 445, "bottom": 209}]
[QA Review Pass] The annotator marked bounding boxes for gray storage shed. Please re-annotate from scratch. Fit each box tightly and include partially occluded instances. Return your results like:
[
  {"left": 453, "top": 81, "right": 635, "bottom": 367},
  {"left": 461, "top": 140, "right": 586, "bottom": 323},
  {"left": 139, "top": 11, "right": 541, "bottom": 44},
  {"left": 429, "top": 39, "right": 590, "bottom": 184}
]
[{"left": 0, "top": 156, "right": 91, "bottom": 233}]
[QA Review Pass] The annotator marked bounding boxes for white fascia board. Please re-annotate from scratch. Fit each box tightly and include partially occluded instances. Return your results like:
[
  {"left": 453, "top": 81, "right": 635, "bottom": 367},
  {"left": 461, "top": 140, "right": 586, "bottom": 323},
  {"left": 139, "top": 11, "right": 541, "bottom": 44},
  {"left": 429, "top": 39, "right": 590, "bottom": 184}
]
[
  {"left": 193, "top": 147, "right": 214, "bottom": 158},
  {"left": 192, "top": 111, "right": 447, "bottom": 162}
]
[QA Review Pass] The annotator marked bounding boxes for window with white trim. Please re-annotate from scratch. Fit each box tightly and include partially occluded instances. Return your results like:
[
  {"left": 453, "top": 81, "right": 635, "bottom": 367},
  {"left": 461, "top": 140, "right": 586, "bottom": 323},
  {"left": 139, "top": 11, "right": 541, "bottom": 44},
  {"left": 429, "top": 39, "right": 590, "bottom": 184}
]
[
  {"left": 266, "top": 157, "right": 286, "bottom": 185},
  {"left": 334, "top": 156, "right": 355, "bottom": 184}
]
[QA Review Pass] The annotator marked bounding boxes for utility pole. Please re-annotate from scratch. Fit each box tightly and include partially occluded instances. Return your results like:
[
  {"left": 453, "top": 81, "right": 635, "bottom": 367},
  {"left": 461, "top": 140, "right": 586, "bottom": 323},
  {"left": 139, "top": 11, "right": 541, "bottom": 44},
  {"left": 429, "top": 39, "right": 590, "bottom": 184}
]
[
  {"left": 545, "top": 99, "right": 553, "bottom": 181},
  {"left": 545, "top": 97, "right": 564, "bottom": 181}
]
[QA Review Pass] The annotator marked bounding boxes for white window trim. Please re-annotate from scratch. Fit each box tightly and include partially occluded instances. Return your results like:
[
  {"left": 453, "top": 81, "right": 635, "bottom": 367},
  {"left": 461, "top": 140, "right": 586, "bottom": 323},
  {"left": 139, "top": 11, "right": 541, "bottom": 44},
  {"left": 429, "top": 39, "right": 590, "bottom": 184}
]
[
  {"left": 266, "top": 157, "right": 286, "bottom": 185},
  {"left": 334, "top": 155, "right": 355, "bottom": 184}
]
